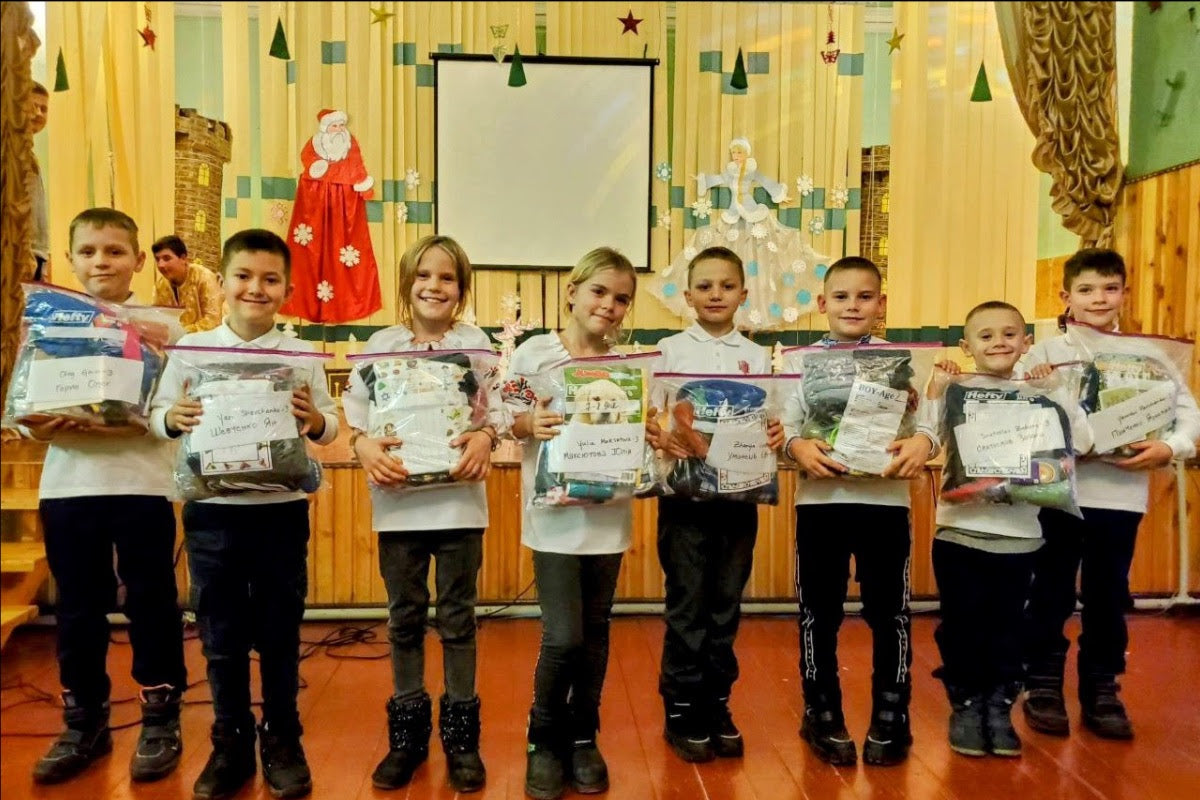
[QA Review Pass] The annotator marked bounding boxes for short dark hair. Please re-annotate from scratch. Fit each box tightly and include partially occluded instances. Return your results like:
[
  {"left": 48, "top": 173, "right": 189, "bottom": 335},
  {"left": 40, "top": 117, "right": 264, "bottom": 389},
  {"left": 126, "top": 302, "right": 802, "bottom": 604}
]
[
  {"left": 686, "top": 246, "right": 744, "bottom": 286},
  {"left": 1063, "top": 248, "right": 1125, "bottom": 291},
  {"left": 221, "top": 228, "right": 291, "bottom": 279},
  {"left": 69, "top": 208, "right": 139, "bottom": 253},
  {"left": 151, "top": 235, "right": 188, "bottom": 258},
  {"left": 31, "top": 82, "right": 48, "bottom": 97},
  {"left": 965, "top": 300, "right": 1025, "bottom": 328},
  {"left": 823, "top": 255, "right": 882, "bottom": 287}
]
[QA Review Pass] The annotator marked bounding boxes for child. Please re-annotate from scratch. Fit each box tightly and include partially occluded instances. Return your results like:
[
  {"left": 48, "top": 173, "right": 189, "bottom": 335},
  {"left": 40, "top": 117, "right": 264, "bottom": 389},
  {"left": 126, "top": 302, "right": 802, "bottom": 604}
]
[
  {"left": 1022, "top": 249, "right": 1200, "bottom": 739},
  {"left": 650, "top": 246, "right": 783, "bottom": 762},
  {"left": 929, "top": 301, "right": 1092, "bottom": 758},
  {"left": 151, "top": 229, "right": 338, "bottom": 799},
  {"left": 781, "top": 256, "right": 936, "bottom": 766},
  {"left": 503, "top": 247, "right": 640, "bottom": 800},
  {"left": 342, "top": 235, "right": 501, "bottom": 793},
  {"left": 28, "top": 208, "right": 187, "bottom": 785}
]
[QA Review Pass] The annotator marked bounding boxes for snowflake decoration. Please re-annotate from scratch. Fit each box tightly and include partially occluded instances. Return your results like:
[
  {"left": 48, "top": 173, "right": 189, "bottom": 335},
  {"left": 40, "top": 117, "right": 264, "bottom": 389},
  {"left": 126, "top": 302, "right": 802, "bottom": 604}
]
[
  {"left": 683, "top": 245, "right": 698, "bottom": 260},
  {"left": 654, "top": 162, "right": 672, "bottom": 182},
  {"left": 499, "top": 291, "right": 521, "bottom": 317},
  {"left": 269, "top": 201, "right": 289, "bottom": 224},
  {"left": 293, "top": 223, "right": 314, "bottom": 246},
  {"left": 395, "top": 203, "right": 408, "bottom": 224},
  {"left": 725, "top": 227, "right": 740, "bottom": 243},
  {"left": 405, "top": 168, "right": 421, "bottom": 190},
  {"left": 658, "top": 212, "right": 671, "bottom": 231},
  {"left": 796, "top": 174, "right": 815, "bottom": 197},
  {"left": 809, "top": 217, "right": 825, "bottom": 236},
  {"left": 792, "top": 259, "right": 808, "bottom": 273},
  {"left": 766, "top": 241, "right": 779, "bottom": 253},
  {"left": 748, "top": 309, "right": 763, "bottom": 326},
  {"left": 783, "top": 307, "right": 799, "bottom": 323},
  {"left": 691, "top": 197, "right": 713, "bottom": 220},
  {"left": 281, "top": 321, "right": 299, "bottom": 338},
  {"left": 750, "top": 223, "right": 768, "bottom": 240},
  {"left": 697, "top": 230, "right": 713, "bottom": 246},
  {"left": 831, "top": 185, "right": 849, "bottom": 208},
  {"left": 339, "top": 245, "right": 361, "bottom": 267},
  {"left": 316, "top": 280, "right": 334, "bottom": 303}
]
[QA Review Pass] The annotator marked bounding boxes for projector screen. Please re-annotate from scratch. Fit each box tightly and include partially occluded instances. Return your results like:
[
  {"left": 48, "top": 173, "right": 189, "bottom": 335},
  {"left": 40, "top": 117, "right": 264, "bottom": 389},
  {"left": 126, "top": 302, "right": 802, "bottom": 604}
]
[{"left": 434, "top": 55, "right": 654, "bottom": 270}]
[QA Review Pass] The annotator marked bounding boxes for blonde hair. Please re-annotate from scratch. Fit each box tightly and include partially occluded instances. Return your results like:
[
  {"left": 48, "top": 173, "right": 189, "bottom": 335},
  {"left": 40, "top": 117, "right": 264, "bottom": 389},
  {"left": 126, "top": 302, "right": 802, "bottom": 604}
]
[
  {"left": 565, "top": 246, "right": 638, "bottom": 343},
  {"left": 397, "top": 235, "right": 472, "bottom": 327}
]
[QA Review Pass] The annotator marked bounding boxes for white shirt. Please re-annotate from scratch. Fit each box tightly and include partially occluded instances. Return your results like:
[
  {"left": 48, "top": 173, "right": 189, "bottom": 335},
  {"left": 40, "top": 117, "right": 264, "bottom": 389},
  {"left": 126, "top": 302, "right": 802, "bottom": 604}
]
[
  {"left": 503, "top": 332, "right": 633, "bottom": 555},
  {"left": 342, "top": 323, "right": 502, "bottom": 533},
  {"left": 1027, "top": 331, "right": 1200, "bottom": 513},
  {"left": 656, "top": 324, "right": 771, "bottom": 375},
  {"left": 149, "top": 321, "right": 339, "bottom": 505}
]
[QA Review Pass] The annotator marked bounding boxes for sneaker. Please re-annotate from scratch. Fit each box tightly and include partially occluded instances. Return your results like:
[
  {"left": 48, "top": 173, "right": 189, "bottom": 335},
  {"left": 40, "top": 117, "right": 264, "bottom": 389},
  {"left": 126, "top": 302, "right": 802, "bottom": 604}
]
[
  {"left": 440, "top": 695, "right": 486, "bottom": 793},
  {"left": 524, "top": 742, "right": 566, "bottom": 800},
  {"left": 32, "top": 694, "right": 112, "bottom": 785},
  {"left": 862, "top": 691, "right": 912, "bottom": 766},
  {"left": 709, "top": 697, "right": 744, "bottom": 759},
  {"left": 1080, "top": 679, "right": 1134, "bottom": 740},
  {"left": 259, "top": 724, "right": 312, "bottom": 799},
  {"left": 947, "top": 693, "right": 987, "bottom": 757},
  {"left": 985, "top": 685, "right": 1021, "bottom": 757},
  {"left": 663, "top": 700, "right": 715, "bottom": 763},
  {"left": 371, "top": 694, "right": 432, "bottom": 790},
  {"left": 570, "top": 738, "right": 609, "bottom": 794},
  {"left": 1022, "top": 687, "right": 1070, "bottom": 736},
  {"left": 800, "top": 704, "right": 857, "bottom": 766},
  {"left": 192, "top": 723, "right": 256, "bottom": 800},
  {"left": 130, "top": 685, "right": 183, "bottom": 782}
]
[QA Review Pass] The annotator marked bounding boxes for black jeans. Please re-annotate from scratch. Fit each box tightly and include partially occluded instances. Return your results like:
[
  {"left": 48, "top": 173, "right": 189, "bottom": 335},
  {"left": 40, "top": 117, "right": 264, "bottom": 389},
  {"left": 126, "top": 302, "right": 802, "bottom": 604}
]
[
  {"left": 40, "top": 495, "right": 186, "bottom": 707},
  {"left": 378, "top": 529, "right": 483, "bottom": 702},
  {"left": 932, "top": 538, "right": 1036, "bottom": 692},
  {"left": 529, "top": 550, "right": 623, "bottom": 738},
  {"left": 657, "top": 497, "right": 757, "bottom": 703},
  {"left": 795, "top": 503, "right": 912, "bottom": 702},
  {"left": 184, "top": 499, "right": 310, "bottom": 733},
  {"left": 1025, "top": 506, "right": 1142, "bottom": 681}
]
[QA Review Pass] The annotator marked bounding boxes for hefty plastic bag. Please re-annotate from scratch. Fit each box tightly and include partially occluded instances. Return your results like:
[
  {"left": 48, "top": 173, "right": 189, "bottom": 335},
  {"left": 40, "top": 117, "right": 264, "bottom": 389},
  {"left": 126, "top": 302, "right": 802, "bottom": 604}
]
[
  {"left": 652, "top": 372, "right": 793, "bottom": 504},
  {"left": 348, "top": 349, "right": 501, "bottom": 489},
  {"left": 1066, "top": 321, "right": 1194, "bottom": 459},
  {"left": 530, "top": 352, "right": 658, "bottom": 508},
  {"left": 4, "top": 283, "right": 183, "bottom": 434},
  {"left": 167, "top": 346, "right": 328, "bottom": 499},
  {"left": 934, "top": 365, "right": 1083, "bottom": 517},
  {"left": 784, "top": 343, "right": 939, "bottom": 476}
]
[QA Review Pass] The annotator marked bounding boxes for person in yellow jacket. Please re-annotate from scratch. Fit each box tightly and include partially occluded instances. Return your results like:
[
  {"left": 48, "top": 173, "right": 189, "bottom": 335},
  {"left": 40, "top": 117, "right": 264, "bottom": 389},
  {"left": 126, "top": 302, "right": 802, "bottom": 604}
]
[{"left": 152, "top": 235, "right": 223, "bottom": 332}]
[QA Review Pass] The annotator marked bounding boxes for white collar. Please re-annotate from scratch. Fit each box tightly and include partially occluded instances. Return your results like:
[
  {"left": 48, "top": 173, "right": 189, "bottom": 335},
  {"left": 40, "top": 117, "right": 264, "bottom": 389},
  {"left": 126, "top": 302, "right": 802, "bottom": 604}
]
[
  {"left": 685, "top": 323, "right": 742, "bottom": 346},
  {"left": 216, "top": 319, "right": 285, "bottom": 349}
]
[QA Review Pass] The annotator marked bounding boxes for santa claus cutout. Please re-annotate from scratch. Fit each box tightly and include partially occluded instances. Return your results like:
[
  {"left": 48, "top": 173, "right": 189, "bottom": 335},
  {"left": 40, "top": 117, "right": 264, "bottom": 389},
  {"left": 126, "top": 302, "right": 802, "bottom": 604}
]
[{"left": 283, "top": 109, "right": 383, "bottom": 323}]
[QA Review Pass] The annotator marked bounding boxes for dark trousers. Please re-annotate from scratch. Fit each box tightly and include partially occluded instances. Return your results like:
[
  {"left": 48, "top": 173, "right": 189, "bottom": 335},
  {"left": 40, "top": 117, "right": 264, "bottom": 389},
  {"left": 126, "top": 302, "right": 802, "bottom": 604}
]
[
  {"left": 378, "top": 529, "right": 483, "bottom": 702},
  {"left": 529, "top": 550, "right": 623, "bottom": 738},
  {"left": 932, "top": 539, "right": 1036, "bottom": 692},
  {"left": 795, "top": 503, "right": 912, "bottom": 701},
  {"left": 657, "top": 497, "right": 757, "bottom": 703},
  {"left": 184, "top": 499, "right": 310, "bottom": 733},
  {"left": 40, "top": 495, "right": 186, "bottom": 708},
  {"left": 1024, "top": 506, "right": 1142, "bottom": 681}
]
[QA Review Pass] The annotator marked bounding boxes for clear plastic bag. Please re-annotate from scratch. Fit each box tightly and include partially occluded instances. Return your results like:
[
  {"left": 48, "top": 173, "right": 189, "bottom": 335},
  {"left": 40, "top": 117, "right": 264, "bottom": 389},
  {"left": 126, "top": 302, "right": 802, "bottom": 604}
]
[
  {"left": 784, "top": 343, "right": 939, "bottom": 477},
  {"left": 1066, "top": 321, "right": 1195, "bottom": 459},
  {"left": 933, "top": 365, "right": 1083, "bottom": 518},
  {"left": 347, "top": 349, "right": 501, "bottom": 490},
  {"left": 530, "top": 352, "right": 658, "bottom": 508},
  {"left": 166, "top": 346, "right": 330, "bottom": 500},
  {"left": 4, "top": 283, "right": 184, "bottom": 434},
  {"left": 651, "top": 372, "right": 793, "bottom": 504}
]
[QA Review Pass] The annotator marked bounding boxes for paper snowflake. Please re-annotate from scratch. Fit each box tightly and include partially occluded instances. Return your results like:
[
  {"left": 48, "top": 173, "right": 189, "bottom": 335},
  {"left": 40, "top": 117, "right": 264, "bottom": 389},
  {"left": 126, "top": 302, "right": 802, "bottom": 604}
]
[
  {"left": 269, "top": 201, "right": 289, "bottom": 224},
  {"left": 792, "top": 259, "right": 808, "bottom": 273},
  {"left": 281, "top": 321, "right": 299, "bottom": 338},
  {"left": 655, "top": 162, "right": 672, "bottom": 182},
  {"left": 796, "top": 174, "right": 815, "bottom": 196},
  {"left": 766, "top": 241, "right": 779, "bottom": 253},
  {"left": 293, "top": 223, "right": 314, "bottom": 246},
  {"left": 499, "top": 291, "right": 521, "bottom": 317},
  {"left": 395, "top": 203, "right": 408, "bottom": 224},
  {"left": 748, "top": 309, "right": 763, "bottom": 326},
  {"left": 658, "top": 212, "right": 671, "bottom": 231},
  {"left": 750, "top": 223, "right": 768, "bottom": 240},
  {"left": 683, "top": 245, "right": 698, "bottom": 260},
  {"left": 691, "top": 198, "right": 713, "bottom": 220},
  {"left": 405, "top": 168, "right": 421, "bottom": 190},
  {"left": 339, "top": 245, "right": 361, "bottom": 267},
  {"left": 831, "top": 186, "right": 849, "bottom": 208},
  {"left": 697, "top": 230, "right": 713, "bottom": 246},
  {"left": 316, "top": 280, "right": 334, "bottom": 303},
  {"left": 783, "top": 307, "right": 799, "bottom": 323},
  {"left": 725, "top": 227, "right": 740, "bottom": 242},
  {"left": 809, "top": 217, "right": 825, "bottom": 235}
]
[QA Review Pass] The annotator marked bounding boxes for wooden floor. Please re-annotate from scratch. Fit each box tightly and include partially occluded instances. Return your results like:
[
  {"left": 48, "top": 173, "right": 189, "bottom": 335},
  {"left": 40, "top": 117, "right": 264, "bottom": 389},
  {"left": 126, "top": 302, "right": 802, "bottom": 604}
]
[{"left": 1, "top": 613, "right": 1198, "bottom": 799}]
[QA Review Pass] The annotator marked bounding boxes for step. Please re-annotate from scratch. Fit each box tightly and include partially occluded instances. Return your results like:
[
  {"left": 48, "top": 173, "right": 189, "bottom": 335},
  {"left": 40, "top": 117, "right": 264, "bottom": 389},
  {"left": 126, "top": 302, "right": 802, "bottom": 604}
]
[
  {"left": 0, "top": 541, "right": 47, "bottom": 573},
  {"left": 0, "top": 488, "right": 39, "bottom": 511},
  {"left": 0, "top": 604, "right": 39, "bottom": 648}
]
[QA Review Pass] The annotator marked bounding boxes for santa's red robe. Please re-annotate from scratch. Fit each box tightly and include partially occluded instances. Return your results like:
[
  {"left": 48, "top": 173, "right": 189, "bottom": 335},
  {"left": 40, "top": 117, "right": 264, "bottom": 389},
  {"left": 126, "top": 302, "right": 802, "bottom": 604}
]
[{"left": 282, "top": 137, "right": 382, "bottom": 323}]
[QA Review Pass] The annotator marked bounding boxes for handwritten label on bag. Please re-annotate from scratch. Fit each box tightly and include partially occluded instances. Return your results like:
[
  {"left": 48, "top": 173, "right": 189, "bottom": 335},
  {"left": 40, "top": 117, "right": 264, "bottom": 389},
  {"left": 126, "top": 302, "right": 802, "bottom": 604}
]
[
  {"left": 548, "top": 421, "right": 645, "bottom": 473},
  {"left": 955, "top": 405, "right": 1064, "bottom": 478},
  {"left": 830, "top": 379, "right": 908, "bottom": 474},
  {"left": 188, "top": 391, "right": 295, "bottom": 452},
  {"left": 26, "top": 355, "right": 144, "bottom": 407},
  {"left": 706, "top": 410, "right": 774, "bottom": 473},
  {"left": 1089, "top": 382, "right": 1176, "bottom": 454}
]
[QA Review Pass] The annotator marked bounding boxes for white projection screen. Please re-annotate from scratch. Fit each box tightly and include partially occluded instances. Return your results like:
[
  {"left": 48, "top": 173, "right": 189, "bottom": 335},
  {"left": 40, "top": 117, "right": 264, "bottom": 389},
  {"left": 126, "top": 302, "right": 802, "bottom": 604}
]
[{"left": 434, "top": 56, "right": 654, "bottom": 270}]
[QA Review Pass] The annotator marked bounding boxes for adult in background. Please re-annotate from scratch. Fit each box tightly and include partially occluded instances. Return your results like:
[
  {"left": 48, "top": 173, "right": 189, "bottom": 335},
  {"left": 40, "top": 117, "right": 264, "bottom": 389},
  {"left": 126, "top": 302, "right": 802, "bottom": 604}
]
[
  {"left": 152, "top": 235, "right": 223, "bottom": 333},
  {"left": 30, "top": 82, "right": 50, "bottom": 281}
]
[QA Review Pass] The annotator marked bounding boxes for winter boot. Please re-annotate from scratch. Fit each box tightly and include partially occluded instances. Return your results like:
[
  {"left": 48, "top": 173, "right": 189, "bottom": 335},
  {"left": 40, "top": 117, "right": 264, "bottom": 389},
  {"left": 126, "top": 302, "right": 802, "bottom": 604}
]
[
  {"left": 663, "top": 699, "right": 715, "bottom": 763},
  {"left": 525, "top": 721, "right": 566, "bottom": 800},
  {"left": 1023, "top": 657, "right": 1069, "bottom": 736},
  {"left": 192, "top": 721, "right": 257, "bottom": 800},
  {"left": 946, "top": 686, "right": 987, "bottom": 757},
  {"left": 130, "top": 684, "right": 183, "bottom": 781},
  {"left": 569, "top": 710, "right": 608, "bottom": 794},
  {"left": 259, "top": 722, "right": 312, "bottom": 798},
  {"left": 708, "top": 696, "right": 744, "bottom": 759},
  {"left": 1080, "top": 677, "right": 1134, "bottom": 740},
  {"left": 799, "top": 689, "right": 856, "bottom": 766},
  {"left": 371, "top": 693, "right": 433, "bottom": 790},
  {"left": 32, "top": 692, "right": 112, "bottom": 784},
  {"left": 439, "top": 695, "right": 486, "bottom": 793},
  {"left": 863, "top": 688, "right": 912, "bottom": 766},
  {"left": 985, "top": 684, "right": 1022, "bottom": 757}
]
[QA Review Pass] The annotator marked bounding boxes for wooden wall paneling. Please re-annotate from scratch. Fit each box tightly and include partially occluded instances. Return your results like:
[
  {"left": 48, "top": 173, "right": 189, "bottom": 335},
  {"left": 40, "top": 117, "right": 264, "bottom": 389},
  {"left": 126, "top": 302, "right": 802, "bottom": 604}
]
[
  {"left": 910, "top": 470, "right": 939, "bottom": 599},
  {"left": 1188, "top": 466, "right": 1200, "bottom": 594},
  {"left": 1129, "top": 469, "right": 1178, "bottom": 595}
]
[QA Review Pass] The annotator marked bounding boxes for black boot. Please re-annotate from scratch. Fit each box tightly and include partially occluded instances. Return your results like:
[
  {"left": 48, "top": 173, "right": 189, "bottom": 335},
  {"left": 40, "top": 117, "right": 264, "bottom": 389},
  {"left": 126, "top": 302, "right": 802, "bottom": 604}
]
[
  {"left": 259, "top": 722, "right": 312, "bottom": 798},
  {"left": 663, "top": 699, "right": 715, "bottom": 763},
  {"left": 708, "top": 696, "right": 744, "bottom": 758},
  {"left": 985, "top": 684, "right": 1021, "bottom": 757},
  {"left": 799, "top": 689, "right": 856, "bottom": 766},
  {"left": 439, "top": 695, "right": 486, "bottom": 793},
  {"left": 946, "top": 686, "right": 987, "bottom": 758},
  {"left": 525, "top": 721, "right": 566, "bottom": 800},
  {"left": 32, "top": 692, "right": 112, "bottom": 785},
  {"left": 1080, "top": 677, "right": 1134, "bottom": 740},
  {"left": 1023, "top": 656, "right": 1069, "bottom": 736},
  {"left": 192, "top": 722, "right": 257, "bottom": 800},
  {"left": 863, "top": 688, "right": 912, "bottom": 766},
  {"left": 569, "top": 711, "right": 608, "bottom": 794},
  {"left": 130, "top": 685, "right": 183, "bottom": 782},
  {"left": 372, "top": 693, "right": 433, "bottom": 790}
]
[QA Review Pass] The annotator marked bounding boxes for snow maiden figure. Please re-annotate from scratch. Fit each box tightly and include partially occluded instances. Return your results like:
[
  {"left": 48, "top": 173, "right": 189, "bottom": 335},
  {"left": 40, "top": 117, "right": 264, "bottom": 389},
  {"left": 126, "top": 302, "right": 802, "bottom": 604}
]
[{"left": 649, "top": 138, "right": 827, "bottom": 331}]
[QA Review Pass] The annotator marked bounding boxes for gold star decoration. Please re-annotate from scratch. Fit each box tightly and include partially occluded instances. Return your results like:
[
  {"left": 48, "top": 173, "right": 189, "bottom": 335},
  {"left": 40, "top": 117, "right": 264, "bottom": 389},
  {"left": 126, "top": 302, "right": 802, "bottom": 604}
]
[
  {"left": 886, "top": 27, "right": 905, "bottom": 54},
  {"left": 370, "top": 6, "right": 395, "bottom": 25},
  {"left": 618, "top": 10, "right": 643, "bottom": 35}
]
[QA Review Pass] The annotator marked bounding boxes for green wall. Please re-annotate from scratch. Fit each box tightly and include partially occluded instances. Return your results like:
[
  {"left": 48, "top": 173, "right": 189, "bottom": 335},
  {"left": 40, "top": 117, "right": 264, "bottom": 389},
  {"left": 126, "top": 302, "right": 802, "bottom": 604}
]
[{"left": 1127, "top": 2, "right": 1200, "bottom": 179}]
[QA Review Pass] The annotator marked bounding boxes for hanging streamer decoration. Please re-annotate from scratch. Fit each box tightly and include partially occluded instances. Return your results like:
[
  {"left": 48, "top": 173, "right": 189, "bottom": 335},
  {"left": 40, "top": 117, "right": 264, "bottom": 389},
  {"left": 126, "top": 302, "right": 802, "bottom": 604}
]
[
  {"left": 508, "top": 45, "right": 527, "bottom": 87},
  {"left": 970, "top": 62, "right": 993, "bottom": 102},
  {"left": 54, "top": 48, "right": 69, "bottom": 91},
  {"left": 730, "top": 48, "right": 748, "bottom": 90},
  {"left": 821, "top": 4, "right": 840, "bottom": 64},
  {"left": 138, "top": 4, "right": 156, "bottom": 50},
  {"left": 490, "top": 23, "right": 510, "bottom": 63},
  {"left": 270, "top": 18, "right": 291, "bottom": 60}
]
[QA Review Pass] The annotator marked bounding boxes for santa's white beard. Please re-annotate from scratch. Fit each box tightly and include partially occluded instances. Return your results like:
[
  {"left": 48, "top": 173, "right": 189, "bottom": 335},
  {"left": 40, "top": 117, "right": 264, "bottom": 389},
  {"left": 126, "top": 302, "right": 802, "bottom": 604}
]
[{"left": 313, "top": 129, "right": 351, "bottom": 161}]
